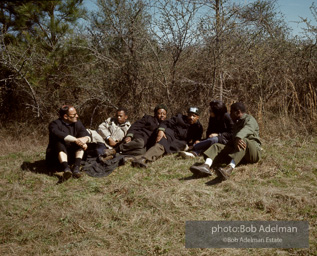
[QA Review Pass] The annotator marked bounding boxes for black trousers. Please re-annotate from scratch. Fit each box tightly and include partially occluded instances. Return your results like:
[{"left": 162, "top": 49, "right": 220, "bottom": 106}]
[{"left": 46, "top": 141, "right": 82, "bottom": 170}]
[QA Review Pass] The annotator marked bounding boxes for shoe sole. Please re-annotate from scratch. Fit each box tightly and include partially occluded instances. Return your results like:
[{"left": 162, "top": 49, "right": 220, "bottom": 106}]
[
  {"left": 179, "top": 151, "right": 195, "bottom": 159},
  {"left": 189, "top": 166, "right": 212, "bottom": 176}
]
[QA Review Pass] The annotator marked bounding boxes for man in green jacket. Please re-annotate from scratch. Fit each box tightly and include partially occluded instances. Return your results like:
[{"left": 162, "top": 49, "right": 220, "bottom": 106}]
[{"left": 189, "top": 102, "right": 262, "bottom": 180}]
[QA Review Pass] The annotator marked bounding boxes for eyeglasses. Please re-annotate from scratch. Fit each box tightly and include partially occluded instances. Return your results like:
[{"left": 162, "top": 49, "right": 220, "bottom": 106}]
[{"left": 67, "top": 113, "right": 78, "bottom": 117}]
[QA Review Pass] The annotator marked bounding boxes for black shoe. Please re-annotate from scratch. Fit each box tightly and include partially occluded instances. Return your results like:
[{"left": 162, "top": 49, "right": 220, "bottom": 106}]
[
  {"left": 132, "top": 158, "right": 147, "bottom": 168},
  {"left": 189, "top": 164, "right": 212, "bottom": 177},
  {"left": 63, "top": 167, "right": 72, "bottom": 181},
  {"left": 217, "top": 165, "right": 233, "bottom": 180},
  {"left": 72, "top": 166, "right": 82, "bottom": 179},
  {"left": 102, "top": 148, "right": 116, "bottom": 157}
]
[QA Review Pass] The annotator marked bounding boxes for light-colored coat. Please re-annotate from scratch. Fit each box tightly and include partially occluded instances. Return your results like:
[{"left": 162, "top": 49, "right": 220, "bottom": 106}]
[{"left": 87, "top": 117, "right": 131, "bottom": 148}]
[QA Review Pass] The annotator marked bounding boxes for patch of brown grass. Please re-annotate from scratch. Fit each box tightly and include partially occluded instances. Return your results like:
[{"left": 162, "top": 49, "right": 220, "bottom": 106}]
[{"left": 0, "top": 120, "right": 317, "bottom": 255}]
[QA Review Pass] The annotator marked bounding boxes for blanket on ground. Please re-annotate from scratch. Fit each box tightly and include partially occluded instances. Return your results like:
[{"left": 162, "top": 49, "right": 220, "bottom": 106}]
[{"left": 82, "top": 154, "right": 125, "bottom": 178}]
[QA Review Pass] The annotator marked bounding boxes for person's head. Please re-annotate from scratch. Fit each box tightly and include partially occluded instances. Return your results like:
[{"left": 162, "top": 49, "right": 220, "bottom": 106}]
[
  {"left": 209, "top": 100, "right": 227, "bottom": 118},
  {"left": 230, "top": 102, "right": 246, "bottom": 122},
  {"left": 154, "top": 104, "right": 167, "bottom": 122},
  {"left": 187, "top": 107, "right": 200, "bottom": 125},
  {"left": 59, "top": 105, "right": 78, "bottom": 123},
  {"left": 116, "top": 107, "right": 128, "bottom": 124}
]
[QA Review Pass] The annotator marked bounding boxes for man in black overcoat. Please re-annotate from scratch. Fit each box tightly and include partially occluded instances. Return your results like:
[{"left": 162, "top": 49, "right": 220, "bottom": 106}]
[
  {"left": 132, "top": 107, "right": 203, "bottom": 168},
  {"left": 46, "top": 105, "right": 90, "bottom": 180}
]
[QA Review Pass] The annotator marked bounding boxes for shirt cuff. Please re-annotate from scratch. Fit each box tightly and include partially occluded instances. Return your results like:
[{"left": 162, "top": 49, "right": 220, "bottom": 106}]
[{"left": 86, "top": 136, "right": 91, "bottom": 143}]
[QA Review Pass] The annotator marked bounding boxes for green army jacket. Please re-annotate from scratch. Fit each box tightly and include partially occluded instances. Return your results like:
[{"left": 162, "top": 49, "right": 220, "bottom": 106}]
[{"left": 233, "top": 113, "right": 261, "bottom": 145}]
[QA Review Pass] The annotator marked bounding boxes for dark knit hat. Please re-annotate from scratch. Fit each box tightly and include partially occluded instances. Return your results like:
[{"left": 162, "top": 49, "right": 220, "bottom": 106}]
[
  {"left": 187, "top": 106, "right": 200, "bottom": 116},
  {"left": 154, "top": 104, "right": 168, "bottom": 114}
]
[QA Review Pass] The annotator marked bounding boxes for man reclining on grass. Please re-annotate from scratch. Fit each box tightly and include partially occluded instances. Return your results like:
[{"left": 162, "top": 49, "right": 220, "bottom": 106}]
[
  {"left": 131, "top": 107, "right": 203, "bottom": 168},
  {"left": 102, "top": 104, "right": 168, "bottom": 159},
  {"left": 86, "top": 107, "right": 131, "bottom": 158},
  {"left": 189, "top": 102, "right": 262, "bottom": 181}
]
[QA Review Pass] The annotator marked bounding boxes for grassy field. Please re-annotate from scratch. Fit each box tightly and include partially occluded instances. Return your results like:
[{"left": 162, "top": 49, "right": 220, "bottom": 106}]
[{"left": 0, "top": 130, "right": 317, "bottom": 255}]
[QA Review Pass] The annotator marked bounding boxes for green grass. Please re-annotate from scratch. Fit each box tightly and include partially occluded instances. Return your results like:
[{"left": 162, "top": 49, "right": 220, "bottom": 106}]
[{"left": 0, "top": 135, "right": 317, "bottom": 255}]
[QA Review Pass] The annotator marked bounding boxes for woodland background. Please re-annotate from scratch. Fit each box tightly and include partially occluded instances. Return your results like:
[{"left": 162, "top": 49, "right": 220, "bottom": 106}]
[{"left": 0, "top": 0, "right": 316, "bottom": 133}]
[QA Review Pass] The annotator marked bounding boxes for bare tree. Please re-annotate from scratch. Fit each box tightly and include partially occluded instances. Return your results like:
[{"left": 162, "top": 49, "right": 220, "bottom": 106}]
[{"left": 148, "top": 0, "right": 203, "bottom": 112}]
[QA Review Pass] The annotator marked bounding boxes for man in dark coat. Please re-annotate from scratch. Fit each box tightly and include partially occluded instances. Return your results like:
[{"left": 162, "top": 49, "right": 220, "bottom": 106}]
[
  {"left": 46, "top": 105, "right": 91, "bottom": 180},
  {"left": 131, "top": 107, "right": 203, "bottom": 168},
  {"left": 179, "top": 100, "right": 233, "bottom": 158},
  {"left": 102, "top": 104, "right": 168, "bottom": 157}
]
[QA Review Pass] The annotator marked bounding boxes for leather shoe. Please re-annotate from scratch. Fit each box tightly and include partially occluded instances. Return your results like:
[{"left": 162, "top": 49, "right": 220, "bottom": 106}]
[
  {"left": 63, "top": 167, "right": 72, "bottom": 181},
  {"left": 217, "top": 165, "right": 233, "bottom": 180},
  {"left": 132, "top": 158, "right": 147, "bottom": 168},
  {"left": 102, "top": 148, "right": 116, "bottom": 157},
  {"left": 72, "top": 166, "right": 82, "bottom": 179},
  {"left": 189, "top": 164, "right": 212, "bottom": 177}
]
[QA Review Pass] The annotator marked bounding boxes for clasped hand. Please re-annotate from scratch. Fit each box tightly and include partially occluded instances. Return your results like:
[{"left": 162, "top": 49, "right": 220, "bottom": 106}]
[
  {"left": 156, "top": 130, "right": 167, "bottom": 142},
  {"left": 75, "top": 137, "right": 88, "bottom": 150},
  {"left": 235, "top": 138, "right": 246, "bottom": 151}
]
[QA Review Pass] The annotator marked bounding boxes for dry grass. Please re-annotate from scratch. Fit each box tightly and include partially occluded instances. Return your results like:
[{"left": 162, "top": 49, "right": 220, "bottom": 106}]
[{"left": 0, "top": 121, "right": 317, "bottom": 255}]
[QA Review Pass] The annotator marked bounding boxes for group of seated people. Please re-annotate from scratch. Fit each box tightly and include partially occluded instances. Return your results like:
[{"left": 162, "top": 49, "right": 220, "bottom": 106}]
[{"left": 45, "top": 101, "right": 262, "bottom": 182}]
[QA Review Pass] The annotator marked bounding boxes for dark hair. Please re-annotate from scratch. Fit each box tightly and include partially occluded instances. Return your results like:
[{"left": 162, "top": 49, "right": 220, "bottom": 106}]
[
  {"left": 154, "top": 104, "right": 168, "bottom": 114},
  {"left": 59, "top": 105, "right": 73, "bottom": 118},
  {"left": 231, "top": 102, "right": 246, "bottom": 113},
  {"left": 117, "top": 107, "right": 128, "bottom": 115},
  {"left": 209, "top": 100, "right": 227, "bottom": 117}
]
